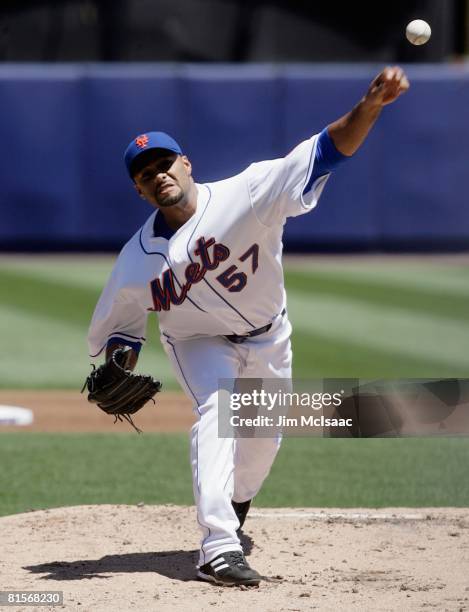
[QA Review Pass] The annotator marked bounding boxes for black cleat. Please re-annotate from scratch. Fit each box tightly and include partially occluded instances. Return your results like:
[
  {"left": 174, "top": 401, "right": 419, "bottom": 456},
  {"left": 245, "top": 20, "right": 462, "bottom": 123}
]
[
  {"left": 197, "top": 550, "right": 261, "bottom": 586},
  {"left": 232, "top": 499, "right": 251, "bottom": 530}
]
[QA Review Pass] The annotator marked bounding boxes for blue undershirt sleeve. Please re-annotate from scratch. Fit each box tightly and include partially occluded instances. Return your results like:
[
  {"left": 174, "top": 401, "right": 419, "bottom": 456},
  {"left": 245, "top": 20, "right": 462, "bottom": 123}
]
[
  {"left": 107, "top": 337, "right": 143, "bottom": 354},
  {"left": 303, "top": 127, "right": 350, "bottom": 196}
]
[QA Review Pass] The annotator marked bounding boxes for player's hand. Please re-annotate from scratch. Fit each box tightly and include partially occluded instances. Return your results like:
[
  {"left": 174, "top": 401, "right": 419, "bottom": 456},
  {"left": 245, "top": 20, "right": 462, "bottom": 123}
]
[{"left": 364, "top": 66, "right": 410, "bottom": 107}]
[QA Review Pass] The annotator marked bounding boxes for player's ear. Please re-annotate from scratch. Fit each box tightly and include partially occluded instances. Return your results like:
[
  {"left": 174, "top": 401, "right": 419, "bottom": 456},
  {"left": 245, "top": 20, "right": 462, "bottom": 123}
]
[
  {"left": 133, "top": 182, "right": 146, "bottom": 200},
  {"left": 180, "top": 155, "right": 192, "bottom": 176}
]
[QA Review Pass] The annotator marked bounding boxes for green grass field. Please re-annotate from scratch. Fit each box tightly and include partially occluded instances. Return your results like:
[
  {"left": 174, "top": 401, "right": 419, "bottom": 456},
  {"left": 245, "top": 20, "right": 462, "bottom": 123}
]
[
  {"left": 1, "top": 255, "right": 468, "bottom": 387},
  {"left": 1, "top": 433, "right": 469, "bottom": 517},
  {"left": 0, "top": 255, "right": 468, "bottom": 516}
]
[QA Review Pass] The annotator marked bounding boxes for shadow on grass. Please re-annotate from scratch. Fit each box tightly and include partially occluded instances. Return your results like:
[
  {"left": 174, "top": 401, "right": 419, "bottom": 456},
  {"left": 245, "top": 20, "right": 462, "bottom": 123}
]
[{"left": 24, "top": 533, "right": 254, "bottom": 583}]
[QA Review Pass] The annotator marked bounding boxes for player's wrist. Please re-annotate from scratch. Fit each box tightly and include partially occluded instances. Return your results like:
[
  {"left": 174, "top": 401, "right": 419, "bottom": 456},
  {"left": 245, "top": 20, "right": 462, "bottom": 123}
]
[
  {"left": 359, "top": 95, "right": 384, "bottom": 114},
  {"left": 105, "top": 343, "right": 138, "bottom": 370}
]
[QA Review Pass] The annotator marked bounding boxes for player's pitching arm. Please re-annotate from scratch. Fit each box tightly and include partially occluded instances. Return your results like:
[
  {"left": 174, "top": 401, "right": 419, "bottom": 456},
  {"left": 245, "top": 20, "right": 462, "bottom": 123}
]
[
  {"left": 327, "top": 66, "right": 410, "bottom": 156},
  {"left": 246, "top": 65, "right": 410, "bottom": 227}
]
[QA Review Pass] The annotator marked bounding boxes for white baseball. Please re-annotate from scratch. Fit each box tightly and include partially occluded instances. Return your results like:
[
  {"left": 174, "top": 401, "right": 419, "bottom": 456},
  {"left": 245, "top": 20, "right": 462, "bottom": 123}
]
[{"left": 406, "top": 19, "right": 431, "bottom": 46}]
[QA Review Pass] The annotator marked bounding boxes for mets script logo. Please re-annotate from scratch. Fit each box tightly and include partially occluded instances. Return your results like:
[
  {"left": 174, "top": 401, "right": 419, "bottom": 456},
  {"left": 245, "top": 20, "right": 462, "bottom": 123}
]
[
  {"left": 148, "top": 237, "right": 259, "bottom": 312},
  {"left": 135, "top": 134, "right": 149, "bottom": 149}
]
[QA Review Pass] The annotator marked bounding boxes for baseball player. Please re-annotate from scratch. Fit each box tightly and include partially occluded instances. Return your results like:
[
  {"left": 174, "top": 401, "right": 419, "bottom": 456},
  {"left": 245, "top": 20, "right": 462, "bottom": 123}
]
[{"left": 87, "top": 67, "right": 409, "bottom": 586}]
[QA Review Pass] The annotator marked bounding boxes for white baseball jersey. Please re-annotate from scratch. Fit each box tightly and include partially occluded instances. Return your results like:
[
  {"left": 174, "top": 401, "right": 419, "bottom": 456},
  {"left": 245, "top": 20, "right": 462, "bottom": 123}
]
[{"left": 87, "top": 133, "right": 330, "bottom": 357}]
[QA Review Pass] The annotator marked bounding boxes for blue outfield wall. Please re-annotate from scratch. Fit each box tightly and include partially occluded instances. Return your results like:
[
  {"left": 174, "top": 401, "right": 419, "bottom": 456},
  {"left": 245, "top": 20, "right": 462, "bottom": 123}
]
[{"left": 0, "top": 63, "right": 468, "bottom": 251}]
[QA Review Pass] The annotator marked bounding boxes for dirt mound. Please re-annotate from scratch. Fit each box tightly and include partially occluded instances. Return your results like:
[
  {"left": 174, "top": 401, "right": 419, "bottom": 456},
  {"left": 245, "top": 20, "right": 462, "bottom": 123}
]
[{"left": 1, "top": 505, "right": 468, "bottom": 611}]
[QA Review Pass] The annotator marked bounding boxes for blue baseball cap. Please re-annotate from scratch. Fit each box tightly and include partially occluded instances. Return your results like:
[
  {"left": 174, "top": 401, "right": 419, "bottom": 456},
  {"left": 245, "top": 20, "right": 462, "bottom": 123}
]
[{"left": 124, "top": 131, "right": 183, "bottom": 177}]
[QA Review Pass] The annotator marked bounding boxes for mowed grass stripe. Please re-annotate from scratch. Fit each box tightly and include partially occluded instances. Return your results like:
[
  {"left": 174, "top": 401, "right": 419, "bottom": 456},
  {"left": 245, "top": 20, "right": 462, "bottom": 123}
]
[
  {"left": 0, "top": 304, "right": 177, "bottom": 388},
  {"left": 1, "top": 262, "right": 467, "bottom": 385},
  {"left": 0, "top": 268, "right": 178, "bottom": 385},
  {"left": 287, "top": 291, "right": 469, "bottom": 370},
  {"left": 8, "top": 258, "right": 469, "bottom": 294},
  {"left": 0, "top": 269, "right": 102, "bottom": 327},
  {"left": 285, "top": 269, "right": 469, "bottom": 323},
  {"left": 3, "top": 264, "right": 467, "bottom": 328},
  {"left": 284, "top": 260, "right": 469, "bottom": 293},
  {"left": 290, "top": 327, "right": 467, "bottom": 378},
  {"left": 0, "top": 304, "right": 90, "bottom": 387},
  {"left": 0, "top": 258, "right": 115, "bottom": 290},
  {"left": 0, "top": 267, "right": 170, "bottom": 360}
]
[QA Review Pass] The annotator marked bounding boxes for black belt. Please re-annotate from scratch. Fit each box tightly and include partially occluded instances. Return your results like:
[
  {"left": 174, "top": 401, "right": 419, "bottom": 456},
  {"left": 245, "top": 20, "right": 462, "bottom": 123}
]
[{"left": 225, "top": 308, "right": 286, "bottom": 344}]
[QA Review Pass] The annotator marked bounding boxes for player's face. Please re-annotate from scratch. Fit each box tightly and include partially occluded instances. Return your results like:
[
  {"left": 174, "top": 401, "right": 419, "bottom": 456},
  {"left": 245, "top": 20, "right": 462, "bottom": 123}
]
[{"left": 133, "top": 152, "right": 193, "bottom": 209}]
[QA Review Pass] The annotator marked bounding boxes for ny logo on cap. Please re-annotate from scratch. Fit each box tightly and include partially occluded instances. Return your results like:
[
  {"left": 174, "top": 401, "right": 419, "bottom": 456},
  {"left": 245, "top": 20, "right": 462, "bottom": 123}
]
[{"left": 135, "top": 134, "right": 149, "bottom": 149}]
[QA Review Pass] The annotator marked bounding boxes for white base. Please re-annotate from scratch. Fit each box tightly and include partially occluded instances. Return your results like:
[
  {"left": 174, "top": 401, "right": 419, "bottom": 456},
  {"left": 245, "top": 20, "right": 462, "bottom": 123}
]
[{"left": 0, "top": 405, "right": 34, "bottom": 426}]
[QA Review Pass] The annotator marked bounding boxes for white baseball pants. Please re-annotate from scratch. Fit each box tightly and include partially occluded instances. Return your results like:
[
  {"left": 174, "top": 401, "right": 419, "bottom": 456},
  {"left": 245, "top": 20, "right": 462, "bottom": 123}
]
[{"left": 162, "top": 314, "right": 292, "bottom": 566}]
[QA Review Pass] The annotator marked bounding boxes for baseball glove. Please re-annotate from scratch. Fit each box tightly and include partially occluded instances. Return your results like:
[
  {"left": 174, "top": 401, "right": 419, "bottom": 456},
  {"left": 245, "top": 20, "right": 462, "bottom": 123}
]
[{"left": 81, "top": 348, "right": 162, "bottom": 433}]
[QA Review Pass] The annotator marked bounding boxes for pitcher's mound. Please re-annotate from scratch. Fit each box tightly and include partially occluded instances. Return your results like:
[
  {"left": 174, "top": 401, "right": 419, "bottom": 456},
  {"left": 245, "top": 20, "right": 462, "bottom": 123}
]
[{"left": 1, "top": 505, "right": 468, "bottom": 611}]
